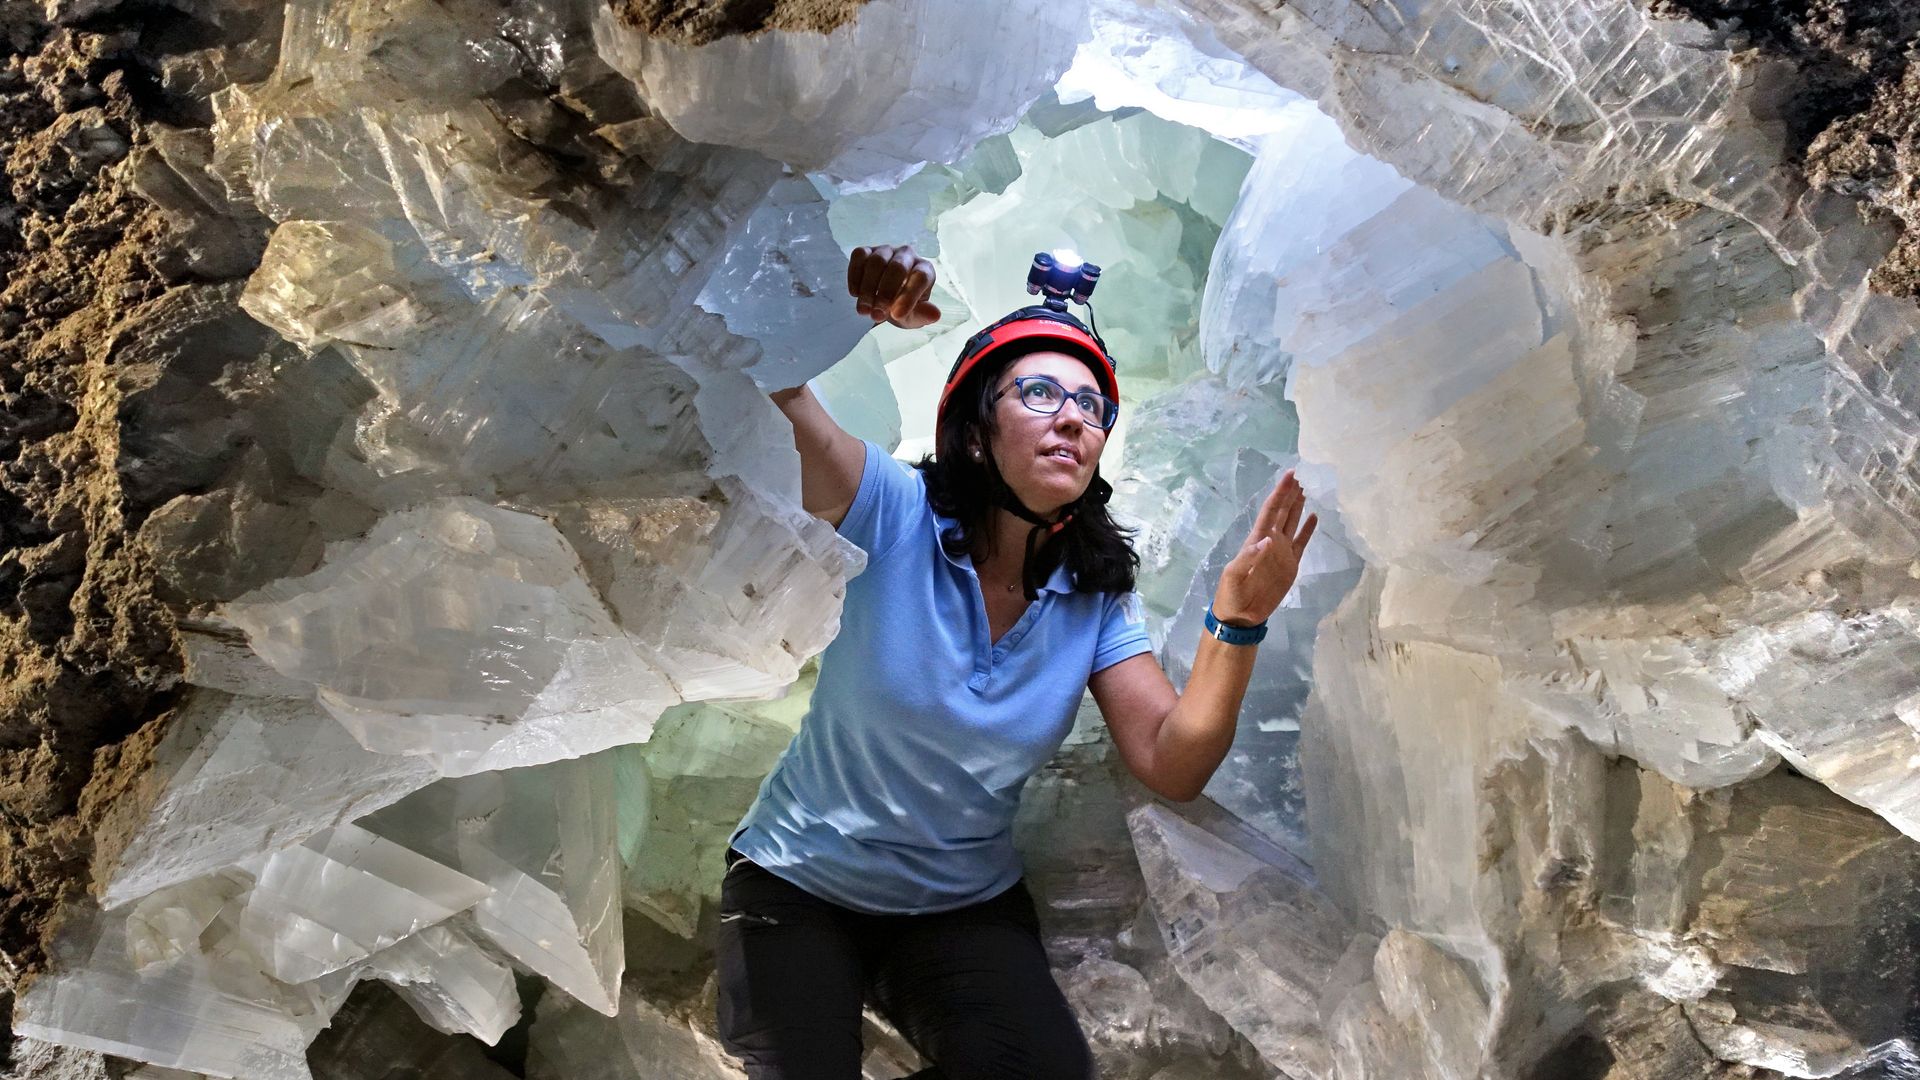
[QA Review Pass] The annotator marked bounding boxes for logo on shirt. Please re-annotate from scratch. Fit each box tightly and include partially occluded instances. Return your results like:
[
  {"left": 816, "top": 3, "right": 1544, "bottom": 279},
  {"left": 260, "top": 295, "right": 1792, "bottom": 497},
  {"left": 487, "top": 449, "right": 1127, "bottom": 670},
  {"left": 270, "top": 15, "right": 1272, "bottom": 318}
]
[{"left": 1120, "top": 592, "right": 1145, "bottom": 626}]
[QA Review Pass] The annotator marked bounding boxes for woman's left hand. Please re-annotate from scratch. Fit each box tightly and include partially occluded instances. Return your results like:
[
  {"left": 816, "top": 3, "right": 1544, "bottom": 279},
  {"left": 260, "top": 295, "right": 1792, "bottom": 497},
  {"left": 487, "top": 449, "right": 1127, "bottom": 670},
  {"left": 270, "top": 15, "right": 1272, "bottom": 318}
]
[{"left": 1211, "top": 469, "right": 1318, "bottom": 627}]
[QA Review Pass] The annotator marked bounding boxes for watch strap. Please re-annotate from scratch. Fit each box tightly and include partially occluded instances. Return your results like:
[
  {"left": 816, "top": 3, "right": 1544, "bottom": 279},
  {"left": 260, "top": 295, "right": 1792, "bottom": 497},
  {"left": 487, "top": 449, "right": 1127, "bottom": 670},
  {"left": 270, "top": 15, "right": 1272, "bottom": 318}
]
[{"left": 1204, "top": 605, "right": 1267, "bottom": 646}]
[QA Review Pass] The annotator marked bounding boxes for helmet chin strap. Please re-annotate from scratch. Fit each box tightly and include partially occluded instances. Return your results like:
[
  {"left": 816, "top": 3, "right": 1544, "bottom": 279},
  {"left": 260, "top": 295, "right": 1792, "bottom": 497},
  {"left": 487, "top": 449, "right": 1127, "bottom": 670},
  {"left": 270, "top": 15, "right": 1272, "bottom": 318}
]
[{"left": 978, "top": 449, "right": 1110, "bottom": 601}]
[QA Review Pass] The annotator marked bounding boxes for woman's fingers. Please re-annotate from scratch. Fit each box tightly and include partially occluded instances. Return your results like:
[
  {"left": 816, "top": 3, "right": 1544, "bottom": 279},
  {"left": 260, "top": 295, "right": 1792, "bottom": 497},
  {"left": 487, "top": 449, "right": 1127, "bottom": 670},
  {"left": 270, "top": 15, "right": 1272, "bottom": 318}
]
[
  {"left": 892, "top": 263, "right": 931, "bottom": 322},
  {"left": 849, "top": 245, "right": 893, "bottom": 315},
  {"left": 876, "top": 250, "right": 914, "bottom": 317},
  {"left": 1255, "top": 473, "right": 1306, "bottom": 552},
  {"left": 847, "top": 246, "right": 870, "bottom": 298},
  {"left": 858, "top": 249, "right": 892, "bottom": 316},
  {"left": 1250, "top": 470, "right": 1292, "bottom": 540},
  {"left": 850, "top": 245, "right": 887, "bottom": 313},
  {"left": 901, "top": 298, "right": 942, "bottom": 329},
  {"left": 847, "top": 245, "right": 938, "bottom": 326},
  {"left": 1294, "top": 513, "right": 1318, "bottom": 553},
  {"left": 1279, "top": 482, "right": 1304, "bottom": 538}
]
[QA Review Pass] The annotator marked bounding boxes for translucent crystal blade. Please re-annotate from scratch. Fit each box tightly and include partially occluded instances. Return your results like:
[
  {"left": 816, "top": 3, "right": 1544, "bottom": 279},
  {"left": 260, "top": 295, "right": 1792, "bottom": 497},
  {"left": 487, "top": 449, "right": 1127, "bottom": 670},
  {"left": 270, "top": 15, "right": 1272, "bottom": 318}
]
[
  {"left": 305, "top": 981, "right": 521, "bottom": 1080},
  {"left": 231, "top": 823, "right": 489, "bottom": 984},
  {"left": 102, "top": 690, "right": 438, "bottom": 909},
  {"left": 559, "top": 478, "right": 863, "bottom": 703},
  {"left": 1128, "top": 804, "right": 1348, "bottom": 1077},
  {"left": 696, "top": 174, "right": 874, "bottom": 391},
  {"left": 363, "top": 752, "right": 624, "bottom": 1015},
  {"left": 1062, "top": 0, "right": 1305, "bottom": 143},
  {"left": 14, "top": 907, "right": 324, "bottom": 1080},
  {"left": 363, "top": 923, "right": 521, "bottom": 1045},
  {"left": 592, "top": 0, "right": 1091, "bottom": 189},
  {"left": 222, "top": 499, "right": 676, "bottom": 775}
]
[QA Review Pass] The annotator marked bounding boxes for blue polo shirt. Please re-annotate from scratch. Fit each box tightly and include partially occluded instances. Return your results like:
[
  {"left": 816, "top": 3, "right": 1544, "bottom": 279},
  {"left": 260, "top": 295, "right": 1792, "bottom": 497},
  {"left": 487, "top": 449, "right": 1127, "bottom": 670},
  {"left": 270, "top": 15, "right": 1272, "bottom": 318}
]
[{"left": 729, "top": 440, "right": 1154, "bottom": 914}]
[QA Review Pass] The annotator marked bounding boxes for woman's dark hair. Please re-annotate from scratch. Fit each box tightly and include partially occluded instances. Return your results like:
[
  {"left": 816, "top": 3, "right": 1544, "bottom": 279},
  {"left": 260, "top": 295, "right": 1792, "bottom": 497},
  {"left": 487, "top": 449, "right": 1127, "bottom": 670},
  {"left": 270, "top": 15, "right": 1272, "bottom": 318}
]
[{"left": 915, "top": 343, "right": 1138, "bottom": 599}]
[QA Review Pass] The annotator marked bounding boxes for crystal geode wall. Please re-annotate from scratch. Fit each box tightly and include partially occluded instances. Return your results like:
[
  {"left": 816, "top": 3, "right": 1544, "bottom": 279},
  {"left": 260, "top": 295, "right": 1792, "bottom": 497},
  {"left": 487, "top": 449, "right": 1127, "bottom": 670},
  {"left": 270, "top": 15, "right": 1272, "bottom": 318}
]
[
  {"left": 1177, "top": 0, "right": 1920, "bottom": 1074},
  {"left": 4, "top": 0, "right": 1920, "bottom": 1078}
]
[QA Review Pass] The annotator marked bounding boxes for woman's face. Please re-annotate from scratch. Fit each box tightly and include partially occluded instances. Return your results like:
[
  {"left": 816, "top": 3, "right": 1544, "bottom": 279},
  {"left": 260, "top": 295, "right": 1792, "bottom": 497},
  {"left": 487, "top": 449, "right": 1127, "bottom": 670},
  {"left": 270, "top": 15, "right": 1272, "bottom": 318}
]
[{"left": 978, "top": 351, "right": 1110, "bottom": 516}]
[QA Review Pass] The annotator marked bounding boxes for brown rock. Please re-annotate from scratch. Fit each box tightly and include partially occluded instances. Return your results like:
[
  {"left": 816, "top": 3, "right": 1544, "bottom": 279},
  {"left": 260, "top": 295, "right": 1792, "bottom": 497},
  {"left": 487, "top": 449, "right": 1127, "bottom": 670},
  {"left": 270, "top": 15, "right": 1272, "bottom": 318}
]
[{"left": 606, "top": 0, "right": 870, "bottom": 47}]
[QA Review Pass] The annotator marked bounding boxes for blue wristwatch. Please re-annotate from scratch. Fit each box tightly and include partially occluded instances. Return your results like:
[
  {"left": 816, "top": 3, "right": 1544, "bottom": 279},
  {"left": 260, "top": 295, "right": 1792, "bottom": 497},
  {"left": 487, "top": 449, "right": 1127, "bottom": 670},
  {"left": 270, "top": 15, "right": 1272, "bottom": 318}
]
[{"left": 1204, "top": 604, "right": 1267, "bottom": 646}]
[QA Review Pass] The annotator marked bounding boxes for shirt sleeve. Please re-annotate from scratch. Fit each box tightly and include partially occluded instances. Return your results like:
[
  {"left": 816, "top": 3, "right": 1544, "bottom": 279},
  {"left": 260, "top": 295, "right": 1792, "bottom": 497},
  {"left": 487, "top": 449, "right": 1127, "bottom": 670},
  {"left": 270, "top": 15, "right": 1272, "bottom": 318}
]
[
  {"left": 835, "top": 440, "right": 928, "bottom": 565},
  {"left": 1091, "top": 590, "right": 1155, "bottom": 674}
]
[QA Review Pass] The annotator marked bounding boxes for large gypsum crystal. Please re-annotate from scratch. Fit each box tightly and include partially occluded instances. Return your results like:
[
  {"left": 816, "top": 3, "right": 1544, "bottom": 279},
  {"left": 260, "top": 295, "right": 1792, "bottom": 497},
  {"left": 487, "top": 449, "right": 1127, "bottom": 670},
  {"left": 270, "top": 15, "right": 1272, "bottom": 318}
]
[
  {"left": 1127, "top": 804, "right": 1349, "bottom": 1078},
  {"left": 14, "top": 903, "right": 356, "bottom": 1080},
  {"left": 228, "top": 823, "right": 491, "bottom": 985},
  {"left": 359, "top": 752, "right": 625, "bottom": 1017},
  {"left": 1202, "top": 122, "right": 1520, "bottom": 394},
  {"left": 218, "top": 486, "right": 857, "bottom": 775},
  {"left": 695, "top": 173, "right": 875, "bottom": 391},
  {"left": 591, "top": 0, "right": 1092, "bottom": 190},
  {"left": 221, "top": 498, "right": 676, "bottom": 774},
  {"left": 99, "top": 686, "right": 439, "bottom": 909},
  {"left": 1059, "top": 0, "right": 1304, "bottom": 143}
]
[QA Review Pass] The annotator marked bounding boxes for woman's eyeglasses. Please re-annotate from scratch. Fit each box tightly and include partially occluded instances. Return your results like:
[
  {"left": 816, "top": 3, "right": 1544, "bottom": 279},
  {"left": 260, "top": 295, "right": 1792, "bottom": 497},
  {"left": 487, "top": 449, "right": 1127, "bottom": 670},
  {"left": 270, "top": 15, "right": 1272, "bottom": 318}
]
[{"left": 991, "top": 375, "right": 1119, "bottom": 430}]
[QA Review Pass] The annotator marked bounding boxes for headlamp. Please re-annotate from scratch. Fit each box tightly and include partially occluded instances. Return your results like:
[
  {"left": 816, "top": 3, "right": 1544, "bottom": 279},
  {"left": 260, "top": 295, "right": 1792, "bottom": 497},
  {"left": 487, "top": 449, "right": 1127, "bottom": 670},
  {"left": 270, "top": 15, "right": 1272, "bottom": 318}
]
[{"left": 1026, "top": 250, "right": 1101, "bottom": 311}]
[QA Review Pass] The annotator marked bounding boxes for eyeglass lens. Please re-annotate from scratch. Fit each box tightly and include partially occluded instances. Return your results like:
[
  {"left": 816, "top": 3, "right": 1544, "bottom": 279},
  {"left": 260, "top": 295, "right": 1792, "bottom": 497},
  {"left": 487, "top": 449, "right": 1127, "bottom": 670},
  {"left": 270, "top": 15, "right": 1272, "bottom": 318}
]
[{"left": 1016, "top": 376, "right": 1114, "bottom": 428}]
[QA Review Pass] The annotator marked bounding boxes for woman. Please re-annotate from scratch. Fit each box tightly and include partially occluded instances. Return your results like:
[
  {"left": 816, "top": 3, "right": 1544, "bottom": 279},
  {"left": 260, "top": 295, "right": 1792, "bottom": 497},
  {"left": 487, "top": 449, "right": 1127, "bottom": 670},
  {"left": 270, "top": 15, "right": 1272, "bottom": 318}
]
[{"left": 717, "top": 243, "right": 1318, "bottom": 1080}]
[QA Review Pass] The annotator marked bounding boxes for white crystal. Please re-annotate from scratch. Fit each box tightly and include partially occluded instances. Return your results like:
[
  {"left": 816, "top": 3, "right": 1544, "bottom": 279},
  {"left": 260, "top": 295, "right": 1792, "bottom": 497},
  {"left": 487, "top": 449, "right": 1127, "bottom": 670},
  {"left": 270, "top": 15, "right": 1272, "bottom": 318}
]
[
  {"left": 1128, "top": 804, "right": 1348, "bottom": 1077},
  {"left": 1719, "top": 606, "right": 1920, "bottom": 841},
  {"left": 230, "top": 823, "right": 489, "bottom": 984},
  {"left": 557, "top": 478, "right": 864, "bottom": 703},
  {"left": 102, "top": 690, "right": 437, "bottom": 909},
  {"left": 1061, "top": 0, "right": 1306, "bottom": 144},
  {"left": 124, "top": 874, "right": 248, "bottom": 973},
  {"left": 697, "top": 174, "right": 874, "bottom": 391},
  {"left": 592, "top": 0, "right": 1091, "bottom": 190},
  {"left": 363, "top": 752, "right": 624, "bottom": 1016},
  {"left": 362, "top": 923, "right": 521, "bottom": 1045},
  {"left": 1372, "top": 930, "right": 1491, "bottom": 1078},
  {"left": 1204, "top": 124, "right": 1519, "bottom": 394},
  {"left": 13, "top": 907, "right": 333, "bottom": 1080},
  {"left": 222, "top": 499, "right": 674, "bottom": 776}
]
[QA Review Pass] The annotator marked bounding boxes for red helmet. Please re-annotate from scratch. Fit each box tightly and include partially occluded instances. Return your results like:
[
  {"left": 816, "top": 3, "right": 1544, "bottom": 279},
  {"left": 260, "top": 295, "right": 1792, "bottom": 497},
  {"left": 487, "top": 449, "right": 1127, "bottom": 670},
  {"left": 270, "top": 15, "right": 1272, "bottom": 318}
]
[{"left": 936, "top": 306, "right": 1119, "bottom": 435}]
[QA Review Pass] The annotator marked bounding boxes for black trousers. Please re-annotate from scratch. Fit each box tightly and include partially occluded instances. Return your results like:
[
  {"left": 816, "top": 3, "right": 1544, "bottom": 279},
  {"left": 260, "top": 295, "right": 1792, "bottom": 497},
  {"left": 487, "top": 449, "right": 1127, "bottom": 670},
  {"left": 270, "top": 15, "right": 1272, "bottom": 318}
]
[{"left": 715, "top": 849, "right": 1095, "bottom": 1080}]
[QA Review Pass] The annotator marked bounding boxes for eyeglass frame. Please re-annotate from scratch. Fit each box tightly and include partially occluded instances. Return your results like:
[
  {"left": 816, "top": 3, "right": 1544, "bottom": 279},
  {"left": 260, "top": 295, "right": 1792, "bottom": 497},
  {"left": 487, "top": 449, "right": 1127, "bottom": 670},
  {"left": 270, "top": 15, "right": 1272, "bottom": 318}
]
[{"left": 988, "top": 374, "right": 1120, "bottom": 431}]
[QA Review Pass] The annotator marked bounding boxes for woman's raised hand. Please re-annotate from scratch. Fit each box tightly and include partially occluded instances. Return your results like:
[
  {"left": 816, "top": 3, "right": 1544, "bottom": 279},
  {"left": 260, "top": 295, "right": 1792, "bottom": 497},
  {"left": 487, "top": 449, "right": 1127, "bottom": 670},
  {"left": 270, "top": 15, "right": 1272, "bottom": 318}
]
[
  {"left": 848, "top": 244, "right": 941, "bottom": 330},
  {"left": 1211, "top": 469, "right": 1319, "bottom": 628}
]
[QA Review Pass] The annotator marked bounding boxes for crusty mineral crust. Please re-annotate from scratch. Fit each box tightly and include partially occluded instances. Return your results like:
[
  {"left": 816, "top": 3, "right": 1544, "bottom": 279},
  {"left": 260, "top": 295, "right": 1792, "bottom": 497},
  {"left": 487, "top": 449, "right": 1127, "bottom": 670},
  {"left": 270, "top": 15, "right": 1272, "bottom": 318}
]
[
  {"left": 1650, "top": 0, "right": 1920, "bottom": 294},
  {"left": 1, "top": 19, "right": 181, "bottom": 991},
  {"left": 607, "top": 0, "right": 869, "bottom": 46},
  {"left": 0, "top": 6, "right": 274, "bottom": 993},
  {"left": 1809, "top": 59, "right": 1920, "bottom": 296}
]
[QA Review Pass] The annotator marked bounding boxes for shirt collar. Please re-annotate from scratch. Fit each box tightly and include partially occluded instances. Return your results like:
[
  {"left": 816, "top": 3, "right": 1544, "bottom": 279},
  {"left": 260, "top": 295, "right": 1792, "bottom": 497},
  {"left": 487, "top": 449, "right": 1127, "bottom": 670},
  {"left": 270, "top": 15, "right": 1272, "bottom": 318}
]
[{"left": 930, "top": 511, "right": 1076, "bottom": 595}]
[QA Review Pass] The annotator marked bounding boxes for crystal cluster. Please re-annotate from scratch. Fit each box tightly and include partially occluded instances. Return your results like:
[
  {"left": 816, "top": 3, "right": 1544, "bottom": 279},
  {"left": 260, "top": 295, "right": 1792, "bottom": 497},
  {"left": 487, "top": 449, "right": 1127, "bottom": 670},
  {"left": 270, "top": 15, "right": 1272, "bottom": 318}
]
[
  {"left": 592, "top": 0, "right": 1093, "bottom": 190},
  {"left": 17, "top": 0, "right": 1920, "bottom": 1077}
]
